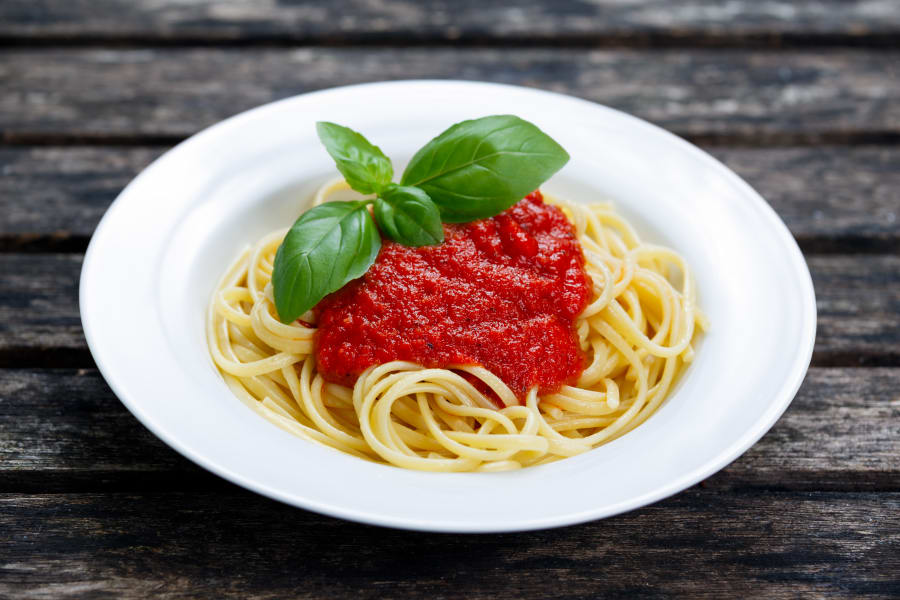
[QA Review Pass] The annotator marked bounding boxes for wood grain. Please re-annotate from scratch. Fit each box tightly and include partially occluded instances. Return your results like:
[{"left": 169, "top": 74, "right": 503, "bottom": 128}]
[
  {"left": 710, "top": 368, "right": 900, "bottom": 491},
  {"left": 2, "top": 49, "right": 898, "bottom": 142},
  {"left": 0, "top": 254, "right": 87, "bottom": 366},
  {"left": 0, "top": 491, "right": 897, "bottom": 598},
  {"left": 0, "top": 147, "right": 162, "bottom": 251},
  {"left": 0, "top": 368, "right": 212, "bottom": 491},
  {"left": 810, "top": 255, "right": 900, "bottom": 366},
  {"left": 2, "top": 254, "right": 898, "bottom": 366},
  {"left": 2, "top": 145, "right": 898, "bottom": 252},
  {"left": 713, "top": 146, "right": 900, "bottom": 253},
  {"left": 1, "top": 368, "right": 897, "bottom": 492},
  {"left": 1, "top": 2, "right": 896, "bottom": 596},
  {"left": 1, "top": 0, "right": 898, "bottom": 46}
]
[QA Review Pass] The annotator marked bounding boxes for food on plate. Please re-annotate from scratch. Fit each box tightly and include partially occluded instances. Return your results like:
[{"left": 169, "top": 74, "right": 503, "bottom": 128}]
[{"left": 207, "top": 116, "right": 705, "bottom": 471}]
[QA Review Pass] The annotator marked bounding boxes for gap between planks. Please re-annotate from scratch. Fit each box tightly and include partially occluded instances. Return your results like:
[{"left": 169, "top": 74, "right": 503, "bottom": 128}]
[
  {"left": 4, "top": 130, "right": 900, "bottom": 149},
  {"left": 1, "top": 32, "right": 899, "bottom": 50},
  {"left": 3, "top": 234, "right": 899, "bottom": 256},
  {"left": 5, "top": 350, "right": 898, "bottom": 370}
]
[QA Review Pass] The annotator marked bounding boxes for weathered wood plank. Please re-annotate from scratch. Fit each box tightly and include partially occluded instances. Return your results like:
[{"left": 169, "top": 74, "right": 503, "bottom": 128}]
[
  {"left": 709, "top": 368, "right": 900, "bottom": 491},
  {"left": 0, "top": 255, "right": 87, "bottom": 366},
  {"left": 0, "top": 368, "right": 897, "bottom": 492},
  {"left": 0, "top": 147, "right": 162, "bottom": 251},
  {"left": 2, "top": 145, "right": 897, "bottom": 252},
  {"left": 713, "top": 147, "right": 900, "bottom": 254},
  {"left": 1, "top": 0, "right": 898, "bottom": 45},
  {"left": 811, "top": 255, "right": 900, "bottom": 366},
  {"left": 2, "top": 254, "right": 897, "bottom": 365},
  {"left": 0, "top": 368, "right": 212, "bottom": 491},
  {"left": 0, "top": 491, "right": 897, "bottom": 598},
  {"left": 1, "top": 49, "right": 898, "bottom": 142}
]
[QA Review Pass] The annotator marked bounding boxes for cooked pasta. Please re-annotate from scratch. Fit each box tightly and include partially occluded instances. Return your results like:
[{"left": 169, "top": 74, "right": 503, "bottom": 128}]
[{"left": 207, "top": 180, "right": 706, "bottom": 471}]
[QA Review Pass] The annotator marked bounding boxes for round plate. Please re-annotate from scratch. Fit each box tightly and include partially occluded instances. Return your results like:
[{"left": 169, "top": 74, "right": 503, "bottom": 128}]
[{"left": 80, "top": 81, "right": 816, "bottom": 532}]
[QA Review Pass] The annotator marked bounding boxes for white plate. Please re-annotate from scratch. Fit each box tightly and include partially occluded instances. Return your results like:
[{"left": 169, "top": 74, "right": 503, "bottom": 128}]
[{"left": 80, "top": 81, "right": 816, "bottom": 532}]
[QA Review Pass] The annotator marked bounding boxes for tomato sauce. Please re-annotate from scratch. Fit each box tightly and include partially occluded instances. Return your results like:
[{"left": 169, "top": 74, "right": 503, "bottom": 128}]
[{"left": 313, "top": 191, "right": 593, "bottom": 402}]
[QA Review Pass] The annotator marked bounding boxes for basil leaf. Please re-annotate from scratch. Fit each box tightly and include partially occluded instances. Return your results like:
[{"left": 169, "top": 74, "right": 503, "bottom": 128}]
[
  {"left": 400, "top": 115, "right": 569, "bottom": 222},
  {"left": 316, "top": 121, "right": 393, "bottom": 195},
  {"left": 374, "top": 185, "right": 444, "bottom": 247},
  {"left": 272, "top": 200, "right": 381, "bottom": 323}
]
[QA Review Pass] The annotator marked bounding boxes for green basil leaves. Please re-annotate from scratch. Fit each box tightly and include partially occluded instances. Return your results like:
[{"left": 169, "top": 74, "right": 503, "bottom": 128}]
[
  {"left": 272, "top": 116, "right": 568, "bottom": 323},
  {"left": 316, "top": 122, "right": 393, "bottom": 194},
  {"left": 375, "top": 185, "right": 444, "bottom": 246},
  {"left": 401, "top": 115, "right": 570, "bottom": 222},
  {"left": 273, "top": 201, "right": 380, "bottom": 322}
]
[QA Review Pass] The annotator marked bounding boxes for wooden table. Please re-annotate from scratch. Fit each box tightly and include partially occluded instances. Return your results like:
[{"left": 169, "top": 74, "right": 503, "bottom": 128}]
[{"left": 2, "top": 2, "right": 899, "bottom": 597}]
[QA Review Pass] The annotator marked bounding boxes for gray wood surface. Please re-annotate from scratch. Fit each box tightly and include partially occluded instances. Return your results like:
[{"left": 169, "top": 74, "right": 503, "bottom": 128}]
[
  {"left": 2, "top": 0, "right": 898, "bottom": 45},
  {"left": 0, "top": 147, "right": 161, "bottom": 251},
  {"left": 2, "top": 1, "right": 898, "bottom": 596},
  {"left": 812, "top": 255, "right": 900, "bottom": 365},
  {"left": 0, "top": 255, "right": 86, "bottom": 366},
  {"left": 2, "top": 368, "right": 897, "bottom": 492},
  {"left": 2, "top": 146, "right": 898, "bottom": 252},
  {"left": 0, "top": 491, "right": 897, "bottom": 599},
  {"left": 2, "top": 49, "right": 898, "bottom": 142},
  {"left": 3, "top": 254, "right": 898, "bottom": 366}
]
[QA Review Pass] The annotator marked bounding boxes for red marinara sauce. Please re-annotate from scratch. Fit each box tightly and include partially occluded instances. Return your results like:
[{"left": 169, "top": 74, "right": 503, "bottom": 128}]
[{"left": 313, "top": 191, "right": 593, "bottom": 402}]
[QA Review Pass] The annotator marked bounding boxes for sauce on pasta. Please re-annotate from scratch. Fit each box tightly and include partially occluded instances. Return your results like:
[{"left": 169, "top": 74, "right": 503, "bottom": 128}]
[{"left": 315, "top": 191, "right": 591, "bottom": 400}]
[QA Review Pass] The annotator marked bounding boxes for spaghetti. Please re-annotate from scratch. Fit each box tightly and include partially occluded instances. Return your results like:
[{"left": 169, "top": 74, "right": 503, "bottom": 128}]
[{"left": 207, "top": 180, "right": 706, "bottom": 471}]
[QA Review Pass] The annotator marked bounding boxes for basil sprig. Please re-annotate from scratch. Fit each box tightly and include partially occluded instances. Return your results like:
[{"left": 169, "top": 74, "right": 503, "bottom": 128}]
[
  {"left": 272, "top": 116, "right": 568, "bottom": 323},
  {"left": 401, "top": 115, "right": 570, "bottom": 222}
]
